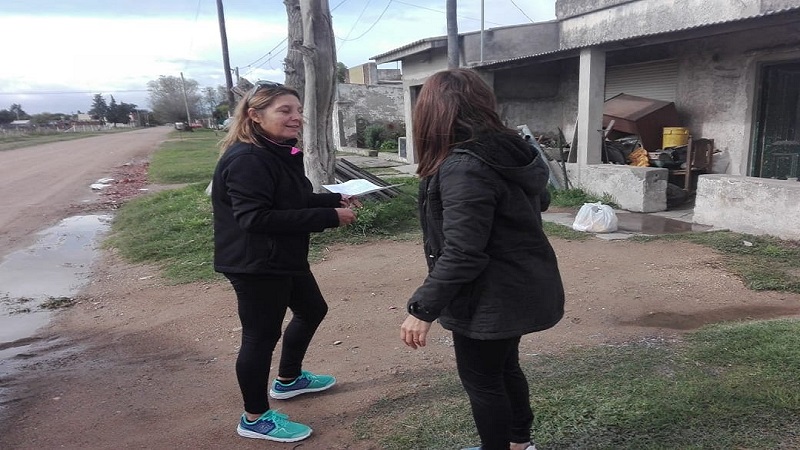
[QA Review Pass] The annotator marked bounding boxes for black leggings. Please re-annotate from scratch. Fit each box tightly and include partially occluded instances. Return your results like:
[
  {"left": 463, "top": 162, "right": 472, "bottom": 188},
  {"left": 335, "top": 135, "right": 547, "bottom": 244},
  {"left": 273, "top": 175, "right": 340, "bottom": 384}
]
[
  {"left": 453, "top": 333, "right": 534, "bottom": 450},
  {"left": 225, "top": 272, "right": 328, "bottom": 414}
]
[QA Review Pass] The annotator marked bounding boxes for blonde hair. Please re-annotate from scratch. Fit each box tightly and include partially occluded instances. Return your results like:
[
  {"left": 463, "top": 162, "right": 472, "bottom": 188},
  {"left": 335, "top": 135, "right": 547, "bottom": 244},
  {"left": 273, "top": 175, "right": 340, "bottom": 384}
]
[{"left": 218, "top": 83, "right": 301, "bottom": 152}]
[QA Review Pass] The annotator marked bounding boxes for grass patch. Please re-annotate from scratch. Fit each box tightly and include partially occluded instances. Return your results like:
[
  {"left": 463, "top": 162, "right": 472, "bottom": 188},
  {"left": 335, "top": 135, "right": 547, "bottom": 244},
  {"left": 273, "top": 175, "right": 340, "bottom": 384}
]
[
  {"left": 356, "top": 319, "right": 800, "bottom": 449},
  {"left": 104, "top": 183, "right": 216, "bottom": 283},
  {"left": 549, "top": 187, "right": 617, "bottom": 208},
  {"left": 0, "top": 128, "right": 133, "bottom": 151},
  {"left": 149, "top": 129, "right": 220, "bottom": 184},
  {"left": 105, "top": 131, "right": 420, "bottom": 282},
  {"left": 633, "top": 231, "right": 800, "bottom": 293},
  {"left": 309, "top": 176, "right": 421, "bottom": 260},
  {"left": 543, "top": 221, "right": 591, "bottom": 241}
]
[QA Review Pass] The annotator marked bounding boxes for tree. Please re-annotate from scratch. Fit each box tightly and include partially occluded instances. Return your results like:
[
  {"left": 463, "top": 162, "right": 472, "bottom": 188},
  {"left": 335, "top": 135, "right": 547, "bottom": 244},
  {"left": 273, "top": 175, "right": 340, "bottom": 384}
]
[
  {"left": 202, "top": 86, "right": 228, "bottom": 117},
  {"left": 284, "top": 0, "right": 305, "bottom": 103},
  {"left": 88, "top": 94, "right": 108, "bottom": 122},
  {"left": 336, "top": 62, "right": 348, "bottom": 83},
  {"left": 297, "top": 0, "right": 338, "bottom": 190},
  {"left": 105, "top": 96, "right": 138, "bottom": 125},
  {"left": 9, "top": 103, "right": 29, "bottom": 120},
  {"left": 107, "top": 96, "right": 121, "bottom": 126},
  {"left": 147, "top": 75, "right": 203, "bottom": 123},
  {"left": 120, "top": 102, "right": 138, "bottom": 123},
  {"left": 30, "top": 112, "right": 65, "bottom": 126},
  {"left": 0, "top": 109, "right": 15, "bottom": 124}
]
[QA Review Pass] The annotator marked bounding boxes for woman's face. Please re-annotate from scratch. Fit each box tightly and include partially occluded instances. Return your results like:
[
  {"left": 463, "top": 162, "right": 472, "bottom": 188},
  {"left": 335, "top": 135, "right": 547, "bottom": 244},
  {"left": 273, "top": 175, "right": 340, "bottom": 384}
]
[{"left": 248, "top": 94, "right": 303, "bottom": 142}]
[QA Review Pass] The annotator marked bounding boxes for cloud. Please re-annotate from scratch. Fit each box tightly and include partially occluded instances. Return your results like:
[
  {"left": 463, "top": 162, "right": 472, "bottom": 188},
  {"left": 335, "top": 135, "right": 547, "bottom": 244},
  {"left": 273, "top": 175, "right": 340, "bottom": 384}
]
[{"left": 0, "top": 0, "right": 556, "bottom": 114}]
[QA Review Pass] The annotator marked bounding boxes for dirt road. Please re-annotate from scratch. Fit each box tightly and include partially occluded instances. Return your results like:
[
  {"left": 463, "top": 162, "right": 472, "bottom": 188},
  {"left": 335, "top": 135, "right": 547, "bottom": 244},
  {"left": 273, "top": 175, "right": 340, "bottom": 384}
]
[
  {"left": 0, "top": 127, "right": 171, "bottom": 255},
  {"left": 0, "top": 138, "right": 799, "bottom": 448}
]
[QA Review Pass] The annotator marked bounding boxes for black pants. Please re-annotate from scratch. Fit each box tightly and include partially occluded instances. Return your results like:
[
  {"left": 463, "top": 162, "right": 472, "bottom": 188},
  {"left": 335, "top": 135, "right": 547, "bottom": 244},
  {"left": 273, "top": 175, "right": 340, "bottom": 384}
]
[
  {"left": 453, "top": 332, "right": 534, "bottom": 450},
  {"left": 225, "top": 272, "right": 328, "bottom": 414}
]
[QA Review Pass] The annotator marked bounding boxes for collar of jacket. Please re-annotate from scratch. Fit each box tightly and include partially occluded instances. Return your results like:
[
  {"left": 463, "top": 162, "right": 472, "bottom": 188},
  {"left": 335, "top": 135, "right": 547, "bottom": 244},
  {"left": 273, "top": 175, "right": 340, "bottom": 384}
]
[{"left": 254, "top": 134, "right": 300, "bottom": 156}]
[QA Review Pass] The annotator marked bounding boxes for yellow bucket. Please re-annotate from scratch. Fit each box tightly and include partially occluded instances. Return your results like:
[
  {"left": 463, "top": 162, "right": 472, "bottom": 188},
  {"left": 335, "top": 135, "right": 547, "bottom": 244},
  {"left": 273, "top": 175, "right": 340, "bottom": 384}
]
[{"left": 662, "top": 127, "right": 689, "bottom": 149}]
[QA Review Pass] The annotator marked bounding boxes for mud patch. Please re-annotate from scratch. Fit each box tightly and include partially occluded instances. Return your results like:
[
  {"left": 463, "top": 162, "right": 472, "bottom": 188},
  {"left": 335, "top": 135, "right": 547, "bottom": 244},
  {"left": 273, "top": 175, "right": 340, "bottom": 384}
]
[{"left": 621, "top": 305, "right": 800, "bottom": 330}]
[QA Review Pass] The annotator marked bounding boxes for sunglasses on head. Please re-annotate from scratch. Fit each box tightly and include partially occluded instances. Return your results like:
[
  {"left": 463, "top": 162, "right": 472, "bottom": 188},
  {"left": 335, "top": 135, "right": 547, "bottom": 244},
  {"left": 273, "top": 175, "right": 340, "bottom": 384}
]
[
  {"left": 231, "top": 80, "right": 284, "bottom": 98},
  {"left": 250, "top": 80, "right": 283, "bottom": 95}
]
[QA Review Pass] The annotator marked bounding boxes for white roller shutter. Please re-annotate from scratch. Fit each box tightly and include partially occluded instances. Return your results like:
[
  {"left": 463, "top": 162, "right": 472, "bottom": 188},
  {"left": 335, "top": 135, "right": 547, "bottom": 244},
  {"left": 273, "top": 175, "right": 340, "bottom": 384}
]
[{"left": 605, "top": 60, "right": 678, "bottom": 102}]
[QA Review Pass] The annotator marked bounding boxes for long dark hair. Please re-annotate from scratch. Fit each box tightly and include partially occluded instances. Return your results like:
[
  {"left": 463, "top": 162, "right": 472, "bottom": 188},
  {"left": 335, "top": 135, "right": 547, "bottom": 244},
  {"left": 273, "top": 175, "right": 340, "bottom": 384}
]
[
  {"left": 218, "top": 83, "right": 301, "bottom": 152},
  {"left": 413, "top": 68, "right": 516, "bottom": 177}
]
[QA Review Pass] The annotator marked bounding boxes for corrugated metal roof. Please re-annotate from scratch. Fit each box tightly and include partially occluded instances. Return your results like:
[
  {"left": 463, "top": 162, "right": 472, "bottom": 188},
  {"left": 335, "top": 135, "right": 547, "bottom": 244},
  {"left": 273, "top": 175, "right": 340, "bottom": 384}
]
[
  {"left": 371, "top": 36, "right": 446, "bottom": 61},
  {"left": 370, "top": 20, "right": 559, "bottom": 62},
  {"left": 474, "top": 6, "right": 800, "bottom": 69}
]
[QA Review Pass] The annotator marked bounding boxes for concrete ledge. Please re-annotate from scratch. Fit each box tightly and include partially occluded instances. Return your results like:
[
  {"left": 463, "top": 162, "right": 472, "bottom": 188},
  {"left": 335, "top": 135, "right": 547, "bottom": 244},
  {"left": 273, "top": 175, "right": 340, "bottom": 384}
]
[
  {"left": 567, "top": 163, "right": 668, "bottom": 212},
  {"left": 694, "top": 175, "right": 800, "bottom": 241},
  {"left": 336, "top": 146, "right": 408, "bottom": 163}
]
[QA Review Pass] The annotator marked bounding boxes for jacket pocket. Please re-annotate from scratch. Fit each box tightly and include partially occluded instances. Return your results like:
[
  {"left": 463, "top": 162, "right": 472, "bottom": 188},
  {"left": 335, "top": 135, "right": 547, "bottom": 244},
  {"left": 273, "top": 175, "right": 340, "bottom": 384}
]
[
  {"left": 246, "top": 233, "right": 276, "bottom": 265},
  {"left": 447, "top": 279, "right": 483, "bottom": 320}
]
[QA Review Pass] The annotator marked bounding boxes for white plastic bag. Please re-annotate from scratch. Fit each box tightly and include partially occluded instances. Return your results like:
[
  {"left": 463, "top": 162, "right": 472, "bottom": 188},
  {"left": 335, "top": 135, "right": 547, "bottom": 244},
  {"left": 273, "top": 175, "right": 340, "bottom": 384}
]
[{"left": 572, "top": 202, "right": 618, "bottom": 233}]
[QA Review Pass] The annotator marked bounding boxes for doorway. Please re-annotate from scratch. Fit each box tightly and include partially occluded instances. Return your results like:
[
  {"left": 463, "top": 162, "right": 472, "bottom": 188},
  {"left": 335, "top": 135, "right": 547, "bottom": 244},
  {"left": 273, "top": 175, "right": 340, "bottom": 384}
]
[{"left": 753, "top": 61, "right": 800, "bottom": 179}]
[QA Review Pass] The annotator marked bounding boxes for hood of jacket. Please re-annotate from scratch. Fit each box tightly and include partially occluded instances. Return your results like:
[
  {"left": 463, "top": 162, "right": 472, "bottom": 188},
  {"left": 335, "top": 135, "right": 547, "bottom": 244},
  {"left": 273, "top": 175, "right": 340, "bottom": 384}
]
[{"left": 452, "top": 132, "right": 549, "bottom": 197}]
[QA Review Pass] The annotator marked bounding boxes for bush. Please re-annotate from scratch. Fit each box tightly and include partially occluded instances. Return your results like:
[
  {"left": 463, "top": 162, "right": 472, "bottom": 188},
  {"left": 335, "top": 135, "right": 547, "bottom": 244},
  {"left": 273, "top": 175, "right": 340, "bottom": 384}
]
[
  {"left": 364, "top": 124, "right": 385, "bottom": 150},
  {"left": 380, "top": 140, "right": 397, "bottom": 151},
  {"left": 358, "top": 121, "right": 406, "bottom": 150}
]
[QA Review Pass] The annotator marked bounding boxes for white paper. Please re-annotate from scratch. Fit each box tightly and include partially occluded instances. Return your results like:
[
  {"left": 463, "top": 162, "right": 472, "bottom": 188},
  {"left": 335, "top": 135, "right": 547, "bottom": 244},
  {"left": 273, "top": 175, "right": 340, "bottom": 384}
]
[{"left": 322, "top": 179, "right": 400, "bottom": 196}]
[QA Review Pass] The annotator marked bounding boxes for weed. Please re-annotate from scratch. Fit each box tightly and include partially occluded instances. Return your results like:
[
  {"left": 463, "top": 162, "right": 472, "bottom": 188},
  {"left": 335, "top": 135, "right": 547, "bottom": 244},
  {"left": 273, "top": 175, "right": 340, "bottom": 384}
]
[{"left": 40, "top": 296, "right": 75, "bottom": 310}]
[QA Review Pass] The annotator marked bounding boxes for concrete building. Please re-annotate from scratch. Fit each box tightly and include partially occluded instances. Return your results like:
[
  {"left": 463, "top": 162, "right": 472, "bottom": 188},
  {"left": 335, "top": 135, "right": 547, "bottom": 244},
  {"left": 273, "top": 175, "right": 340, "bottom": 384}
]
[
  {"left": 371, "top": 0, "right": 800, "bottom": 240},
  {"left": 333, "top": 62, "right": 405, "bottom": 154}
]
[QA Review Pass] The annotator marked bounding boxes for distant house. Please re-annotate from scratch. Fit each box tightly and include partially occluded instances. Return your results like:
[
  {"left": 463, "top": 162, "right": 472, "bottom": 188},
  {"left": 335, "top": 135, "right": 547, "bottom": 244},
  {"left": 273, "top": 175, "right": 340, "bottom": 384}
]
[
  {"left": 8, "top": 120, "right": 33, "bottom": 129},
  {"left": 371, "top": 0, "right": 800, "bottom": 240}
]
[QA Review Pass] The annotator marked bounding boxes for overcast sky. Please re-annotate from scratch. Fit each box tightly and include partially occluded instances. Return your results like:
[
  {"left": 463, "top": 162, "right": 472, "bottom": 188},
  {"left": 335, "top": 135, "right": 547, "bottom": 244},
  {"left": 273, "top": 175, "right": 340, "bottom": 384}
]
[{"left": 0, "top": 0, "right": 555, "bottom": 115}]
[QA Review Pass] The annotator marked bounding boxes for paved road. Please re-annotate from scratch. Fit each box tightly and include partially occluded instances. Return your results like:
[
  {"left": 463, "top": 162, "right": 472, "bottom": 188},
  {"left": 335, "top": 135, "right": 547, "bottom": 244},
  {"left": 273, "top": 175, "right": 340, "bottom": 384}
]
[{"left": 0, "top": 127, "right": 172, "bottom": 257}]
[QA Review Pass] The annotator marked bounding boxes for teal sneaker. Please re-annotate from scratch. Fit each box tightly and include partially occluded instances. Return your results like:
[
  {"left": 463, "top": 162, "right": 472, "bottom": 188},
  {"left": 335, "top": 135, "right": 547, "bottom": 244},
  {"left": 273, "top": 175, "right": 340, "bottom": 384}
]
[
  {"left": 269, "top": 370, "right": 336, "bottom": 399},
  {"left": 236, "top": 410, "right": 312, "bottom": 442}
]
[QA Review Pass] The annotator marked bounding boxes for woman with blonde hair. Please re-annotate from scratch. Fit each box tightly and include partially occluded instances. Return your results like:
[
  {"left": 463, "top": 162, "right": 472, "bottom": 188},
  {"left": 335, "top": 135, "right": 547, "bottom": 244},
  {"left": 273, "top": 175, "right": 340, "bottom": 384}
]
[
  {"left": 212, "top": 81, "right": 359, "bottom": 443},
  {"left": 400, "top": 69, "right": 565, "bottom": 450}
]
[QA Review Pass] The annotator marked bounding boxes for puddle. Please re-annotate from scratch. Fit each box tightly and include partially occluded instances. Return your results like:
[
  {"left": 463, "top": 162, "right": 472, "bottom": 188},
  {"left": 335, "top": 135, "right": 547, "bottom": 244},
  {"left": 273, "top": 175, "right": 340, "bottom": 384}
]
[
  {"left": 616, "top": 212, "right": 712, "bottom": 234},
  {"left": 0, "top": 215, "right": 112, "bottom": 354}
]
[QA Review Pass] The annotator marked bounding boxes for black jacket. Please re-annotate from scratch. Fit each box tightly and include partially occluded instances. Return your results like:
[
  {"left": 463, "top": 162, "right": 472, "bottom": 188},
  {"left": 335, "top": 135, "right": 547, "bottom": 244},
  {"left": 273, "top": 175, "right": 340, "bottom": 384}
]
[
  {"left": 407, "top": 132, "right": 565, "bottom": 339},
  {"left": 212, "top": 137, "right": 341, "bottom": 275}
]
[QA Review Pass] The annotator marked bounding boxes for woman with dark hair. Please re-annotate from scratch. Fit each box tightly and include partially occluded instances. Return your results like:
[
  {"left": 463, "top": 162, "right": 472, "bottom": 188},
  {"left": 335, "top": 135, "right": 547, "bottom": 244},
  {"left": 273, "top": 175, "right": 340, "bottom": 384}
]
[
  {"left": 212, "top": 81, "right": 360, "bottom": 442},
  {"left": 400, "top": 69, "right": 565, "bottom": 450}
]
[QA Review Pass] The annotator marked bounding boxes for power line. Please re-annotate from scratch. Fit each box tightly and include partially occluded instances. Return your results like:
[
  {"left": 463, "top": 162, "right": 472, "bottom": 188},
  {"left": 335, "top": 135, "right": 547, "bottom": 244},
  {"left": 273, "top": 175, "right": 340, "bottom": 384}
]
[
  {"left": 235, "top": 0, "right": 349, "bottom": 72},
  {"left": 331, "top": 0, "right": 351, "bottom": 11},
  {"left": 509, "top": 0, "right": 534, "bottom": 23},
  {"left": 337, "top": 0, "right": 393, "bottom": 43},
  {"left": 392, "top": 0, "right": 504, "bottom": 26},
  {"left": 240, "top": 44, "right": 287, "bottom": 80},
  {"left": 240, "top": 38, "right": 288, "bottom": 69},
  {"left": 338, "top": 0, "right": 374, "bottom": 46},
  {"left": 240, "top": 0, "right": 508, "bottom": 76}
]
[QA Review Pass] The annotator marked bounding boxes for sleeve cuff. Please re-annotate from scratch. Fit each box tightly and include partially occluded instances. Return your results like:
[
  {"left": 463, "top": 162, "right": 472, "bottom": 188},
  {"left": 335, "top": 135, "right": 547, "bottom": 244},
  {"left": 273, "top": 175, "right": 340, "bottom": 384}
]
[{"left": 407, "top": 301, "right": 438, "bottom": 322}]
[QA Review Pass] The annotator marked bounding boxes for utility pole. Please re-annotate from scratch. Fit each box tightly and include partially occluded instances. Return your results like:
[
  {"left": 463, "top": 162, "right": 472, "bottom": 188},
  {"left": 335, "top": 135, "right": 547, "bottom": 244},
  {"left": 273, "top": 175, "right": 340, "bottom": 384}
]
[
  {"left": 216, "top": 0, "right": 235, "bottom": 108},
  {"left": 480, "top": 0, "right": 484, "bottom": 63},
  {"left": 446, "top": 0, "right": 459, "bottom": 69},
  {"left": 180, "top": 72, "right": 192, "bottom": 124}
]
